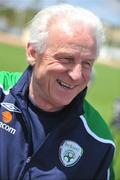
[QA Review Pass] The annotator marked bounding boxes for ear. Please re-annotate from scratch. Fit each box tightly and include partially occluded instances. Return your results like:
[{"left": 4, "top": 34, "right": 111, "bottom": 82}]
[{"left": 26, "top": 43, "right": 37, "bottom": 66}]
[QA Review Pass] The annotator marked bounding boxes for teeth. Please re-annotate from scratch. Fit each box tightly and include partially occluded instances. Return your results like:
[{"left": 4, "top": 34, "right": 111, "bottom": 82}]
[{"left": 57, "top": 80, "right": 74, "bottom": 89}]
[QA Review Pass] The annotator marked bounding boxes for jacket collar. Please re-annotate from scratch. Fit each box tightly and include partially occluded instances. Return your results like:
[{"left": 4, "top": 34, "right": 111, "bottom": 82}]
[{"left": 11, "top": 65, "right": 32, "bottom": 98}]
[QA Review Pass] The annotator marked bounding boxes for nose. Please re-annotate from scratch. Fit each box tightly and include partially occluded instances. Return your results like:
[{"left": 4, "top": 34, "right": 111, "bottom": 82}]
[{"left": 68, "top": 64, "right": 81, "bottom": 81}]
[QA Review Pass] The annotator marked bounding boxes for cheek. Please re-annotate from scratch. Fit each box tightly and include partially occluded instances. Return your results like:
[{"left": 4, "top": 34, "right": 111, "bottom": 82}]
[
  {"left": 33, "top": 63, "right": 48, "bottom": 84},
  {"left": 48, "top": 64, "right": 68, "bottom": 78},
  {"left": 82, "top": 69, "right": 91, "bottom": 83}
]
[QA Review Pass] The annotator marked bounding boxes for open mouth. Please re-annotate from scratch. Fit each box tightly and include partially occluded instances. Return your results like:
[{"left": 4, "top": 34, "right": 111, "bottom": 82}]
[{"left": 57, "top": 79, "right": 75, "bottom": 89}]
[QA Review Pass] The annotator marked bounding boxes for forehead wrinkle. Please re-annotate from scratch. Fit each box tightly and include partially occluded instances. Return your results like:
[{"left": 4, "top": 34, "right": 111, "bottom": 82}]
[
  {"left": 47, "top": 21, "right": 97, "bottom": 58},
  {"left": 61, "top": 44, "right": 95, "bottom": 56}
]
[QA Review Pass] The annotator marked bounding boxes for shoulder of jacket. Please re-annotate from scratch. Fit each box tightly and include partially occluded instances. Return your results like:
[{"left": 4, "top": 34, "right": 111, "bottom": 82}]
[
  {"left": 0, "top": 71, "right": 21, "bottom": 92},
  {"left": 83, "top": 99, "right": 114, "bottom": 143}
]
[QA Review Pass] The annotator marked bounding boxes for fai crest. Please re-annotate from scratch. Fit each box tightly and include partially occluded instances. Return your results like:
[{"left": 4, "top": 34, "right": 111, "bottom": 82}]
[{"left": 59, "top": 140, "right": 83, "bottom": 167}]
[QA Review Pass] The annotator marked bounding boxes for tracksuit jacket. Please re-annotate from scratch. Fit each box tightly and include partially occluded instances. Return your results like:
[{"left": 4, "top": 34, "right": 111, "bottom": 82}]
[{"left": 0, "top": 66, "right": 115, "bottom": 180}]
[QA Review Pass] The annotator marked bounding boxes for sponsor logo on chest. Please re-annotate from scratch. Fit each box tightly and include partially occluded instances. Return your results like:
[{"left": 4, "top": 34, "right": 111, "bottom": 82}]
[
  {"left": 0, "top": 102, "right": 21, "bottom": 135},
  {"left": 0, "top": 121, "right": 16, "bottom": 134}
]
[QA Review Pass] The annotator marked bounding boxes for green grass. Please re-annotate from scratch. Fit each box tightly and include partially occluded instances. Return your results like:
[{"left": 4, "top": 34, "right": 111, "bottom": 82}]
[
  {"left": 0, "top": 43, "right": 27, "bottom": 71},
  {"left": 86, "top": 64, "right": 120, "bottom": 124},
  {"left": 0, "top": 42, "right": 120, "bottom": 179}
]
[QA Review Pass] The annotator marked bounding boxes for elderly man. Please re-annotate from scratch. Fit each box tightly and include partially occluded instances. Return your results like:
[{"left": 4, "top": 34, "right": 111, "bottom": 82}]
[{"left": 0, "top": 4, "right": 115, "bottom": 180}]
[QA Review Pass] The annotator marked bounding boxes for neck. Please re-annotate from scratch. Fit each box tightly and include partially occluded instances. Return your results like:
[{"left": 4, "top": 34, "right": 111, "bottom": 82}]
[{"left": 29, "top": 82, "right": 64, "bottom": 112}]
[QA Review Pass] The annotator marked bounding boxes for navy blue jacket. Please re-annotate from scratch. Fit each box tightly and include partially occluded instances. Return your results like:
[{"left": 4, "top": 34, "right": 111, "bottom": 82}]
[{"left": 0, "top": 66, "right": 115, "bottom": 180}]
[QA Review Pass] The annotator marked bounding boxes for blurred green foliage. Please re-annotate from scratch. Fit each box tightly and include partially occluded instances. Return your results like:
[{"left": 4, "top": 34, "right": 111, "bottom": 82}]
[
  {"left": 0, "top": 7, "right": 38, "bottom": 28},
  {"left": 0, "top": 7, "right": 16, "bottom": 26}
]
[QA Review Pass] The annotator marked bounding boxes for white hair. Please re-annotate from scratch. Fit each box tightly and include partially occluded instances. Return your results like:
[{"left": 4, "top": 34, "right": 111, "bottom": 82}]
[{"left": 28, "top": 4, "right": 104, "bottom": 59}]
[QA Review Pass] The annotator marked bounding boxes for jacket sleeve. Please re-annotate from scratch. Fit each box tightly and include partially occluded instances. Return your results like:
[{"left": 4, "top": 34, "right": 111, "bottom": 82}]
[{"left": 83, "top": 100, "right": 116, "bottom": 180}]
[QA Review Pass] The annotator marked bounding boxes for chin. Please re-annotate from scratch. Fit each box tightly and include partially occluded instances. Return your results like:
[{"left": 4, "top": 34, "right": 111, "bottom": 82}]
[{"left": 56, "top": 98, "right": 74, "bottom": 107}]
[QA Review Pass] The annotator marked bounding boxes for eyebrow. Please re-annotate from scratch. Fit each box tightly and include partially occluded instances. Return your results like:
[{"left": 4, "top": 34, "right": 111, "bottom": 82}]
[{"left": 54, "top": 52, "right": 74, "bottom": 58}]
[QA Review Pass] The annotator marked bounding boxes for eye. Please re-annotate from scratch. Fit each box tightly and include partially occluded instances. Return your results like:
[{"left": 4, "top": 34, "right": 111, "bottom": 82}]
[
  {"left": 63, "top": 57, "right": 73, "bottom": 63},
  {"left": 82, "top": 61, "right": 92, "bottom": 69},
  {"left": 54, "top": 53, "right": 75, "bottom": 64},
  {"left": 58, "top": 57, "right": 74, "bottom": 64}
]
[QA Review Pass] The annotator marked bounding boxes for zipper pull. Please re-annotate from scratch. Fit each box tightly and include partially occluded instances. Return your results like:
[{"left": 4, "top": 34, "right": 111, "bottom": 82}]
[{"left": 26, "top": 156, "right": 31, "bottom": 164}]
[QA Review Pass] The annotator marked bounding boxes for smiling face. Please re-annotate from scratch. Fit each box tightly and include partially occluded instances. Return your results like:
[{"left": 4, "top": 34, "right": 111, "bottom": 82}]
[{"left": 28, "top": 22, "right": 97, "bottom": 112}]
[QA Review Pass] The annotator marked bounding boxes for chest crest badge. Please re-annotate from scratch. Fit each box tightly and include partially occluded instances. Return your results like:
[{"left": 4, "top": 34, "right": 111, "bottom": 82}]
[{"left": 59, "top": 140, "right": 83, "bottom": 167}]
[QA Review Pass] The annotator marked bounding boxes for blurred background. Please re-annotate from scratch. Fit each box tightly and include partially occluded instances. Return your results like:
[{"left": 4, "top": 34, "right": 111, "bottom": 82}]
[{"left": 0, "top": 0, "right": 120, "bottom": 178}]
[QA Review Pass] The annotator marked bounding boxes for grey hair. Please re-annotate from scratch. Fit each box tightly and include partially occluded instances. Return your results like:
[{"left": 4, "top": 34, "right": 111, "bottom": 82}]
[{"left": 28, "top": 4, "right": 104, "bottom": 57}]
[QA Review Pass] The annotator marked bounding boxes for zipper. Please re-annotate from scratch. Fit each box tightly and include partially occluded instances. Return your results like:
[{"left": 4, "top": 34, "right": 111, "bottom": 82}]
[
  {"left": 17, "top": 131, "right": 53, "bottom": 179},
  {"left": 16, "top": 117, "right": 80, "bottom": 178},
  {"left": 17, "top": 156, "right": 31, "bottom": 180},
  {"left": 10, "top": 90, "right": 42, "bottom": 179},
  {"left": 10, "top": 85, "right": 84, "bottom": 179},
  {"left": 16, "top": 114, "right": 79, "bottom": 179}
]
